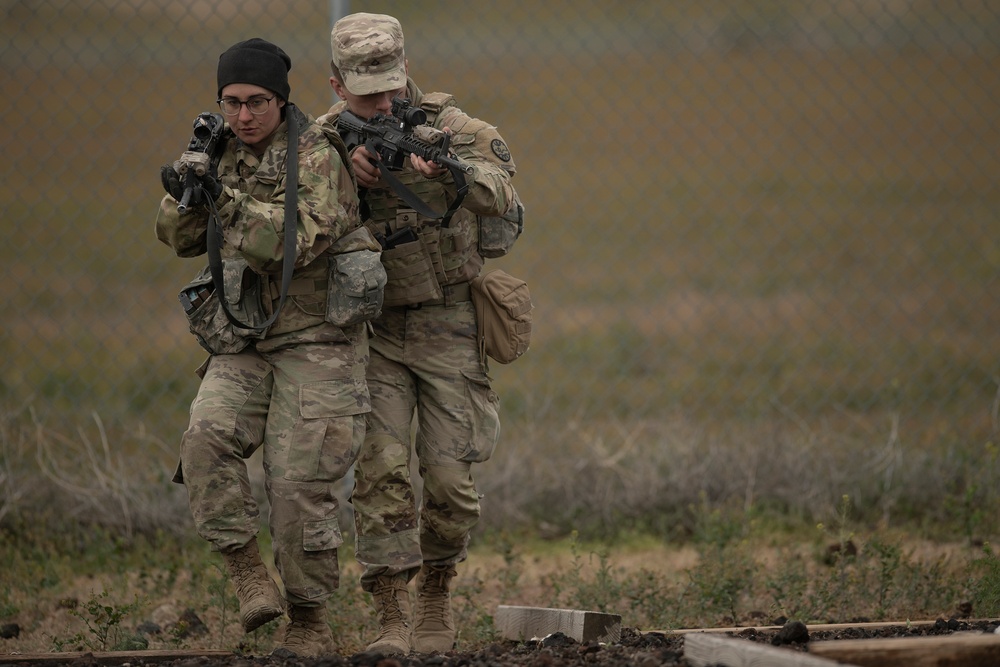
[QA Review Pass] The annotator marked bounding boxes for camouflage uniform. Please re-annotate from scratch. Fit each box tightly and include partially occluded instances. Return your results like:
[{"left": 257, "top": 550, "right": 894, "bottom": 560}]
[
  {"left": 318, "top": 78, "right": 517, "bottom": 591},
  {"left": 156, "top": 104, "right": 374, "bottom": 606}
]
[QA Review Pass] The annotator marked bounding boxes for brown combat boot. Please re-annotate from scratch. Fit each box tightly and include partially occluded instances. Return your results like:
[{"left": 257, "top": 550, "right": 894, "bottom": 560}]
[
  {"left": 365, "top": 574, "right": 412, "bottom": 654},
  {"left": 273, "top": 604, "right": 335, "bottom": 658},
  {"left": 220, "top": 540, "right": 284, "bottom": 633},
  {"left": 412, "top": 563, "right": 457, "bottom": 653}
]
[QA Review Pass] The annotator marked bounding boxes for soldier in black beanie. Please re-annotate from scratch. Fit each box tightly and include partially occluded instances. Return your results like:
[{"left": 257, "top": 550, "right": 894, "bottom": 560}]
[
  {"left": 213, "top": 37, "right": 291, "bottom": 154},
  {"left": 157, "top": 35, "right": 382, "bottom": 659},
  {"left": 217, "top": 37, "right": 292, "bottom": 103}
]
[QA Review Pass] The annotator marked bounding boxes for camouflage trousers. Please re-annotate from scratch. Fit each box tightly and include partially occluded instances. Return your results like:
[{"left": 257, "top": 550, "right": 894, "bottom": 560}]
[
  {"left": 353, "top": 301, "right": 501, "bottom": 591},
  {"left": 176, "top": 324, "right": 370, "bottom": 605}
]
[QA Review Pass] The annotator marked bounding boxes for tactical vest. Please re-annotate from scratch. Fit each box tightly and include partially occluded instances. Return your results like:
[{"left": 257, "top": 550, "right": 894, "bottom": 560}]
[
  {"left": 360, "top": 93, "right": 484, "bottom": 307},
  {"left": 185, "top": 109, "right": 380, "bottom": 349}
]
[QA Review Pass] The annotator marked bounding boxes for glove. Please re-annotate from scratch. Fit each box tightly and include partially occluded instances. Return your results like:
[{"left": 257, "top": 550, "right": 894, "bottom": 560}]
[
  {"left": 199, "top": 173, "right": 224, "bottom": 202},
  {"left": 160, "top": 164, "right": 183, "bottom": 200}
]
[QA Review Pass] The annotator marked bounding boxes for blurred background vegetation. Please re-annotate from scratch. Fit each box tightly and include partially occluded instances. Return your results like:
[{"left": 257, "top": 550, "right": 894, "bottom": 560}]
[{"left": 0, "top": 0, "right": 998, "bottom": 545}]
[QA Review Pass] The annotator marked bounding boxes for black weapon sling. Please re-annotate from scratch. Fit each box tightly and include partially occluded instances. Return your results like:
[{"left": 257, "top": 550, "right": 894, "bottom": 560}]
[
  {"left": 367, "top": 141, "right": 469, "bottom": 228},
  {"left": 204, "top": 105, "right": 300, "bottom": 332}
]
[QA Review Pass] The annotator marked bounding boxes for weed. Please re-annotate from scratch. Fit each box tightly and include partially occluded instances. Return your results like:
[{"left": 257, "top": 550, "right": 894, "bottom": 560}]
[
  {"left": 53, "top": 589, "right": 146, "bottom": 652},
  {"left": 0, "top": 592, "right": 17, "bottom": 620},
  {"left": 621, "top": 568, "right": 678, "bottom": 630},
  {"left": 969, "top": 542, "right": 1000, "bottom": 617},
  {"left": 681, "top": 501, "right": 756, "bottom": 625},
  {"left": 683, "top": 543, "right": 755, "bottom": 626},
  {"left": 892, "top": 551, "right": 960, "bottom": 618},
  {"left": 453, "top": 570, "right": 500, "bottom": 646},
  {"left": 234, "top": 617, "right": 281, "bottom": 656},
  {"left": 944, "top": 482, "right": 988, "bottom": 547},
  {"left": 326, "top": 582, "right": 376, "bottom": 653},
  {"left": 494, "top": 535, "right": 524, "bottom": 604},
  {"left": 866, "top": 538, "right": 902, "bottom": 619},
  {"left": 813, "top": 495, "right": 859, "bottom": 622},
  {"left": 552, "top": 533, "right": 624, "bottom": 613},
  {"left": 544, "top": 530, "right": 582, "bottom": 607},
  {"left": 205, "top": 560, "right": 234, "bottom": 645},
  {"left": 763, "top": 550, "right": 813, "bottom": 622}
]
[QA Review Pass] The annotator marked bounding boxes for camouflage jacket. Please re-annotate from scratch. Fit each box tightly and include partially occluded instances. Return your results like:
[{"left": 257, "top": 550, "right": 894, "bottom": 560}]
[
  {"left": 318, "top": 80, "right": 517, "bottom": 289},
  {"left": 156, "top": 105, "right": 374, "bottom": 338}
]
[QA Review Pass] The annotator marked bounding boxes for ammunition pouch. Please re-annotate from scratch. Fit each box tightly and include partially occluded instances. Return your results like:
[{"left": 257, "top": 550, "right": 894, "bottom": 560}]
[
  {"left": 325, "top": 227, "right": 387, "bottom": 327},
  {"left": 379, "top": 234, "right": 443, "bottom": 307},
  {"left": 478, "top": 191, "right": 524, "bottom": 259},
  {"left": 178, "top": 258, "right": 267, "bottom": 355},
  {"left": 439, "top": 213, "right": 480, "bottom": 278}
]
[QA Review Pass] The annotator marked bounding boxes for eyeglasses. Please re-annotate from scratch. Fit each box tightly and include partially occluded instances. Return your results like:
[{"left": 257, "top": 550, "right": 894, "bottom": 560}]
[{"left": 217, "top": 95, "right": 275, "bottom": 116}]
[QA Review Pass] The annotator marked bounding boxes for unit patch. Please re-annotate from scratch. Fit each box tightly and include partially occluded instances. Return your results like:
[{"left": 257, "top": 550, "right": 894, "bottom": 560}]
[{"left": 490, "top": 139, "right": 511, "bottom": 162}]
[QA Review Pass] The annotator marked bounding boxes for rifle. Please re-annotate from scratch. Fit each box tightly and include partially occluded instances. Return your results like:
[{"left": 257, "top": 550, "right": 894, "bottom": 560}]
[
  {"left": 337, "top": 97, "right": 473, "bottom": 175},
  {"left": 174, "top": 112, "right": 225, "bottom": 213},
  {"left": 337, "top": 97, "right": 472, "bottom": 227}
]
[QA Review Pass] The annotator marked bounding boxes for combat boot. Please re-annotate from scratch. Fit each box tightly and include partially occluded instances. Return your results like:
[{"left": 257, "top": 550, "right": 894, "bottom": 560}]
[
  {"left": 412, "top": 563, "right": 457, "bottom": 653},
  {"left": 220, "top": 540, "right": 284, "bottom": 633},
  {"left": 273, "top": 604, "right": 335, "bottom": 658},
  {"left": 366, "top": 574, "right": 412, "bottom": 654}
]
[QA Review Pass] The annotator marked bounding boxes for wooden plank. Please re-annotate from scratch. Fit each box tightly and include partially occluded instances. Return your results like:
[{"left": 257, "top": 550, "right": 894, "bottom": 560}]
[
  {"left": 671, "top": 619, "right": 941, "bottom": 634},
  {"left": 810, "top": 633, "right": 1000, "bottom": 667},
  {"left": 0, "top": 649, "right": 233, "bottom": 665},
  {"left": 684, "top": 633, "right": 853, "bottom": 667},
  {"left": 494, "top": 604, "right": 621, "bottom": 643}
]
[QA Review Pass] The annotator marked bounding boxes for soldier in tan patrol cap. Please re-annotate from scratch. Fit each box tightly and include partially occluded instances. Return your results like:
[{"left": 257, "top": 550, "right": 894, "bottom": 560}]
[{"left": 319, "top": 12, "right": 523, "bottom": 656}]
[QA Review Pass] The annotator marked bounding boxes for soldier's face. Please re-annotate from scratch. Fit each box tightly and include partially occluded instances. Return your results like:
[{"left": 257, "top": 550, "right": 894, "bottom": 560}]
[
  {"left": 330, "top": 78, "right": 407, "bottom": 120},
  {"left": 219, "top": 83, "right": 286, "bottom": 153}
]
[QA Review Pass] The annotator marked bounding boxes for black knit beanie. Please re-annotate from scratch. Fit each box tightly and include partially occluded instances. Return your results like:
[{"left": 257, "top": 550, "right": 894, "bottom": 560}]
[{"left": 217, "top": 38, "right": 291, "bottom": 101}]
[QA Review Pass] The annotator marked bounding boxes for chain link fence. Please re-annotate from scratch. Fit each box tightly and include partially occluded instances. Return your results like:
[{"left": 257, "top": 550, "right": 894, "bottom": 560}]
[{"left": 2, "top": 1, "right": 998, "bottom": 532}]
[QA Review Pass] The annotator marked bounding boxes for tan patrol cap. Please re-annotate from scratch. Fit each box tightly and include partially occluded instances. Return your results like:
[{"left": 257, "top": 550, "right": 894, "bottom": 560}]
[{"left": 331, "top": 12, "right": 407, "bottom": 95}]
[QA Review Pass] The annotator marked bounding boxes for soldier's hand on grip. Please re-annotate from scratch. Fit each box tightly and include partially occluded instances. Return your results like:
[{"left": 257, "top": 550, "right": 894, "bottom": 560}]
[
  {"left": 199, "top": 173, "right": 224, "bottom": 202},
  {"left": 350, "top": 145, "right": 382, "bottom": 188},
  {"left": 161, "top": 164, "right": 183, "bottom": 200}
]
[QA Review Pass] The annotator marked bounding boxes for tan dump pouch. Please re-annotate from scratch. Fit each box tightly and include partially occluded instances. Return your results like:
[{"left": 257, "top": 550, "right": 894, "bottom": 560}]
[
  {"left": 470, "top": 268, "right": 533, "bottom": 365},
  {"left": 380, "top": 237, "right": 444, "bottom": 308}
]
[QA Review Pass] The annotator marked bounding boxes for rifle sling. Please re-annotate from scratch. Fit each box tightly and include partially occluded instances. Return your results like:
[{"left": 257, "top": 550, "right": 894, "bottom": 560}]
[
  {"left": 370, "top": 146, "right": 468, "bottom": 228},
  {"left": 205, "top": 105, "right": 300, "bottom": 332}
]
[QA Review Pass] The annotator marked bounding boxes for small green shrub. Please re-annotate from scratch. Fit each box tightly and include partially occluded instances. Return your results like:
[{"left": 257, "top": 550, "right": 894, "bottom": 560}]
[
  {"left": 53, "top": 589, "right": 146, "bottom": 652},
  {"left": 969, "top": 542, "right": 1000, "bottom": 617}
]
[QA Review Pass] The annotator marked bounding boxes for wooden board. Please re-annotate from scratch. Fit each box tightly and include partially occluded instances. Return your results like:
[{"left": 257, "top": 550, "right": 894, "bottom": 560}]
[
  {"left": 809, "top": 633, "right": 1000, "bottom": 667},
  {"left": 494, "top": 604, "right": 621, "bottom": 643},
  {"left": 684, "top": 633, "right": 852, "bottom": 667},
  {"left": 0, "top": 649, "right": 233, "bottom": 665},
  {"left": 671, "top": 619, "right": 941, "bottom": 635}
]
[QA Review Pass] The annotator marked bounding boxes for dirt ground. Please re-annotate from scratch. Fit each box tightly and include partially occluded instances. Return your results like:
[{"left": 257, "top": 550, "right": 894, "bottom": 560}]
[
  {"left": 1, "top": 540, "right": 993, "bottom": 666},
  {"left": 8, "top": 618, "right": 996, "bottom": 667}
]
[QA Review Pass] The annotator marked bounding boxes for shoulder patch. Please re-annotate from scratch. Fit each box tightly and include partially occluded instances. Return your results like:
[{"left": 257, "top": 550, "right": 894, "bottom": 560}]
[{"left": 490, "top": 139, "right": 511, "bottom": 162}]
